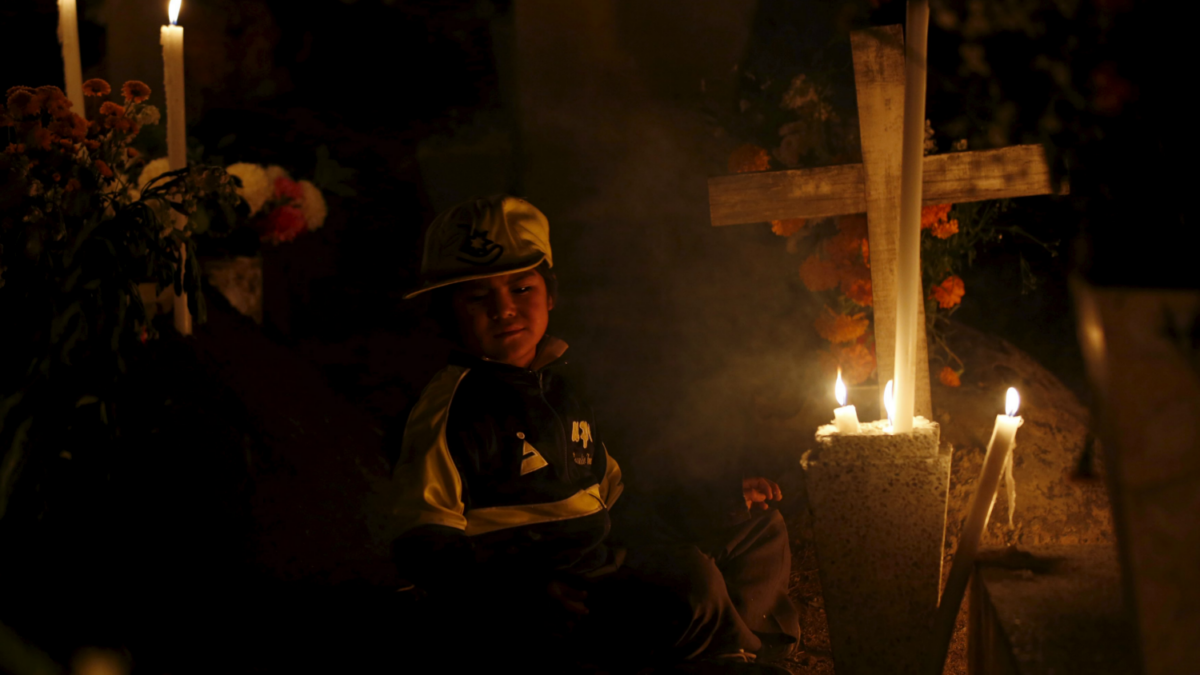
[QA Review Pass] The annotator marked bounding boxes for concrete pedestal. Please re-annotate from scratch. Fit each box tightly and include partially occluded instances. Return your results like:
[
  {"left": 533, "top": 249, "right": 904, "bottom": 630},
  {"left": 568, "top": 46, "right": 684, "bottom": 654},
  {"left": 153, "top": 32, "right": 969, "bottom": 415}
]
[{"left": 803, "top": 418, "right": 951, "bottom": 675}]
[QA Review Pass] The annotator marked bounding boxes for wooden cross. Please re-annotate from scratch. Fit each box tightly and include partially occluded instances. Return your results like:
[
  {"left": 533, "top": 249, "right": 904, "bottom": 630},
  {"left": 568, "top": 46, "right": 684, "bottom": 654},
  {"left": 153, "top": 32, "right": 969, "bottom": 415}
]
[{"left": 708, "top": 25, "right": 1065, "bottom": 417}]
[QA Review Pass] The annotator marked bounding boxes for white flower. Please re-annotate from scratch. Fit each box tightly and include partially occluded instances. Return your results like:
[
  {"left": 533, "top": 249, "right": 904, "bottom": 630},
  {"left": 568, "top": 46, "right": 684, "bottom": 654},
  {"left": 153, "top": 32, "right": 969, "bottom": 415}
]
[
  {"left": 226, "top": 162, "right": 271, "bottom": 216},
  {"left": 264, "top": 164, "right": 291, "bottom": 187},
  {"left": 136, "top": 157, "right": 171, "bottom": 199},
  {"left": 299, "top": 180, "right": 327, "bottom": 231},
  {"left": 135, "top": 104, "right": 161, "bottom": 126}
]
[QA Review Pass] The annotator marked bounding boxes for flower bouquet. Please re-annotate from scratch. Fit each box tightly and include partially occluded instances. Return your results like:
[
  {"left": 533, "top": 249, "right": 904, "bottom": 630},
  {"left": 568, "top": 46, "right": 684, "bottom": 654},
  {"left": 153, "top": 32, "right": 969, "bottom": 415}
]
[
  {"left": 0, "top": 80, "right": 242, "bottom": 519},
  {"left": 133, "top": 158, "right": 330, "bottom": 324}
]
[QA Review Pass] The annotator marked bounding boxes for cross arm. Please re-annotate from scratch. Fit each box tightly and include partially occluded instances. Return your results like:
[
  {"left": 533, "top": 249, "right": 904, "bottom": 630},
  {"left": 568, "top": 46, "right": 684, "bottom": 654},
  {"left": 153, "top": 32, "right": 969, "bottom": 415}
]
[{"left": 707, "top": 144, "right": 1066, "bottom": 227}]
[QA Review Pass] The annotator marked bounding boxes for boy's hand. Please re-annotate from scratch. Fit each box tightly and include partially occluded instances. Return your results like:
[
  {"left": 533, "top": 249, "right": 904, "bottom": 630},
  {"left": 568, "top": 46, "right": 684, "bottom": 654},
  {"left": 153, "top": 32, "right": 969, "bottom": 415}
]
[
  {"left": 743, "top": 477, "right": 782, "bottom": 511},
  {"left": 547, "top": 580, "right": 589, "bottom": 616}
]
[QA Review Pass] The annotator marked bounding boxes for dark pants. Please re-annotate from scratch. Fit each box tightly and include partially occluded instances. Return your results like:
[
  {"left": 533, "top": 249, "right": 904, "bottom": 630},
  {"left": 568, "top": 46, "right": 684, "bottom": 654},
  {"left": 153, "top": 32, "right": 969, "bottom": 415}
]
[{"left": 585, "top": 508, "right": 801, "bottom": 662}]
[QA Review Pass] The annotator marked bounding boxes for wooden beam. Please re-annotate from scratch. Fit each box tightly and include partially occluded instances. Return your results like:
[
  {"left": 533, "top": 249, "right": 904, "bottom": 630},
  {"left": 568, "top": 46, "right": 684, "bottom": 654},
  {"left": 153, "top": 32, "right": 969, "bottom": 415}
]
[
  {"left": 923, "top": 144, "right": 1064, "bottom": 204},
  {"left": 707, "top": 144, "right": 1062, "bottom": 227},
  {"left": 708, "top": 163, "right": 866, "bottom": 226}
]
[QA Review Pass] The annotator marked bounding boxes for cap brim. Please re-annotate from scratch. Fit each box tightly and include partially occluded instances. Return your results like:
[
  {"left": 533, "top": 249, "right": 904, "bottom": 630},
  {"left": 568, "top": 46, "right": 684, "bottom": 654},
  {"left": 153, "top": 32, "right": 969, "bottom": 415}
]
[{"left": 402, "top": 255, "right": 547, "bottom": 300}]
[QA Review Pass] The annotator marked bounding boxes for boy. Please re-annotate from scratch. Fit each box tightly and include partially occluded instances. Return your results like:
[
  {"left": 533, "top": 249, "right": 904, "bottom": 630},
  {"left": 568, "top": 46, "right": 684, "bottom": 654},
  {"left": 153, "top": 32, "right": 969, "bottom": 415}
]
[{"left": 390, "top": 195, "right": 799, "bottom": 671}]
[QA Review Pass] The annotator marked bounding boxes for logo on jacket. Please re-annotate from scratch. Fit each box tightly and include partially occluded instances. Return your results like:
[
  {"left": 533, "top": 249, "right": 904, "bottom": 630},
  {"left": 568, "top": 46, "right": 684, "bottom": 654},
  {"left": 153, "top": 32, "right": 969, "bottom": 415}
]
[
  {"left": 571, "top": 421, "right": 593, "bottom": 449},
  {"left": 520, "top": 440, "right": 549, "bottom": 476},
  {"left": 571, "top": 421, "right": 593, "bottom": 465}
]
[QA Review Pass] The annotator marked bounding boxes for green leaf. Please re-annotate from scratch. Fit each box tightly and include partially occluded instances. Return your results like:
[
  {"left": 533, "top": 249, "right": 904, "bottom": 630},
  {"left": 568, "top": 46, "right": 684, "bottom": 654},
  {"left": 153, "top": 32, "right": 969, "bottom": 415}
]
[{"left": 313, "top": 145, "right": 357, "bottom": 197}]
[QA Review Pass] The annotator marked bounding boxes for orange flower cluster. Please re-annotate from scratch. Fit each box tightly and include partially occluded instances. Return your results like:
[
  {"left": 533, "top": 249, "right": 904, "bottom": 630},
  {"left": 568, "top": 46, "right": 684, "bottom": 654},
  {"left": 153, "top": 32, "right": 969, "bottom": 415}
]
[
  {"left": 2, "top": 80, "right": 160, "bottom": 225},
  {"left": 799, "top": 214, "right": 873, "bottom": 307},
  {"left": 815, "top": 306, "right": 869, "bottom": 343},
  {"left": 843, "top": 278, "right": 873, "bottom": 307},
  {"left": 921, "top": 203, "right": 959, "bottom": 239},
  {"left": 938, "top": 366, "right": 961, "bottom": 387},
  {"left": 770, "top": 217, "right": 806, "bottom": 237},
  {"left": 799, "top": 254, "right": 840, "bottom": 291},
  {"left": 821, "top": 343, "right": 876, "bottom": 385},
  {"left": 727, "top": 143, "right": 771, "bottom": 174},
  {"left": 931, "top": 275, "right": 965, "bottom": 308}
]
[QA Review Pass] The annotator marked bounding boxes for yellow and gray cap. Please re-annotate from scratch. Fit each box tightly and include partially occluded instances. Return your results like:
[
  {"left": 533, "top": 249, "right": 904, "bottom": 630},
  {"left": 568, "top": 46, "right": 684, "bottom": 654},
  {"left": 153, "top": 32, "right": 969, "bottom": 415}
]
[{"left": 404, "top": 195, "right": 553, "bottom": 300}]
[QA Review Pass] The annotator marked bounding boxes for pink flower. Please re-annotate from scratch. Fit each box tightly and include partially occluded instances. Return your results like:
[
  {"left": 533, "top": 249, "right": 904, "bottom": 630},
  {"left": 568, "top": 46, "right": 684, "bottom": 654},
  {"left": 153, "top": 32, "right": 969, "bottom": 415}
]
[
  {"left": 260, "top": 205, "right": 306, "bottom": 244},
  {"left": 274, "top": 176, "right": 303, "bottom": 203}
]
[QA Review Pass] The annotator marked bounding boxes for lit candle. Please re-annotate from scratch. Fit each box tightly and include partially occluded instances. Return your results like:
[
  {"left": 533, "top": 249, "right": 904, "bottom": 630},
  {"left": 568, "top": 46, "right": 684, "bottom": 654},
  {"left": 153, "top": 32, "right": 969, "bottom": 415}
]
[
  {"left": 58, "top": 0, "right": 84, "bottom": 112},
  {"left": 892, "top": 0, "right": 930, "bottom": 434},
  {"left": 928, "top": 387, "right": 1024, "bottom": 672},
  {"left": 883, "top": 379, "right": 895, "bottom": 431},
  {"left": 161, "top": 0, "right": 186, "bottom": 171},
  {"left": 160, "top": 0, "right": 191, "bottom": 335},
  {"left": 832, "top": 369, "right": 860, "bottom": 434}
]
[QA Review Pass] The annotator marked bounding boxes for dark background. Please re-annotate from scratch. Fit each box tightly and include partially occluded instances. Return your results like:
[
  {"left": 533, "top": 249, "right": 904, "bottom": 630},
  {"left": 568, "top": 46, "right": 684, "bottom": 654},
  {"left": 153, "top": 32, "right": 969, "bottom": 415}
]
[{"left": 1, "top": 0, "right": 1187, "bottom": 670}]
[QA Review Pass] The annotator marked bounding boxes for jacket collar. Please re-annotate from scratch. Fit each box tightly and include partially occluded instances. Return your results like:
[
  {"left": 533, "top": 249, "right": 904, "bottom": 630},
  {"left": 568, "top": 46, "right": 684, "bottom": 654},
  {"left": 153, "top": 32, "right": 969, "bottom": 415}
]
[{"left": 449, "top": 335, "right": 570, "bottom": 374}]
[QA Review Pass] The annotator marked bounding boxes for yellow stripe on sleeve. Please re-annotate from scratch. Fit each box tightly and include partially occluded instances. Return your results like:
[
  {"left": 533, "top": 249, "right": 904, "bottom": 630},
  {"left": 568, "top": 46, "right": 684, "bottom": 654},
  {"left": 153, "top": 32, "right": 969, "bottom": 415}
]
[
  {"left": 464, "top": 484, "right": 607, "bottom": 537},
  {"left": 598, "top": 444, "right": 623, "bottom": 509},
  {"left": 389, "top": 365, "right": 471, "bottom": 535}
]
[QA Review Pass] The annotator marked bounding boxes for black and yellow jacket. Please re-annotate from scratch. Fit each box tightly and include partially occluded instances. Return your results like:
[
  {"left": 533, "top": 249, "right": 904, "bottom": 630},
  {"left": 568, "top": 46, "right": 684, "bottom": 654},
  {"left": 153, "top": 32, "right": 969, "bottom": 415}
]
[{"left": 389, "top": 337, "right": 623, "bottom": 594}]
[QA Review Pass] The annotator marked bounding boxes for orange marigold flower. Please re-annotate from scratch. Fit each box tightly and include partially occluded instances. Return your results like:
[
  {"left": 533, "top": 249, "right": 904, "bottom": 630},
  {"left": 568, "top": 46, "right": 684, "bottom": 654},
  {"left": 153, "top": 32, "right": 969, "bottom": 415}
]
[
  {"left": 931, "top": 216, "right": 959, "bottom": 239},
  {"left": 5, "top": 143, "right": 25, "bottom": 154},
  {"left": 84, "top": 139, "right": 101, "bottom": 151},
  {"left": 31, "top": 125, "right": 54, "bottom": 150},
  {"left": 65, "top": 178, "right": 81, "bottom": 192},
  {"left": 83, "top": 79, "right": 111, "bottom": 97},
  {"left": 832, "top": 343, "right": 876, "bottom": 385},
  {"left": 843, "top": 278, "right": 873, "bottom": 307},
  {"left": 931, "top": 275, "right": 965, "bottom": 309},
  {"left": 51, "top": 114, "right": 88, "bottom": 141},
  {"left": 121, "top": 80, "right": 151, "bottom": 103},
  {"left": 826, "top": 229, "right": 865, "bottom": 266},
  {"left": 6, "top": 85, "right": 33, "bottom": 98},
  {"left": 921, "top": 203, "right": 952, "bottom": 230},
  {"left": 44, "top": 95, "right": 73, "bottom": 119},
  {"left": 727, "top": 143, "right": 771, "bottom": 174},
  {"left": 799, "top": 254, "right": 840, "bottom": 292},
  {"left": 815, "top": 306, "right": 869, "bottom": 344},
  {"left": 99, "top": 101, "right": 125, "bottom": 117},
  {"left": 7, "top": 88, "right": 38, "bottom": 117},
  {"left": 770, "top": 217, "right": 806, "bottom": 237},
  {"left": 938, "top": 366, "right": 961, "bottom": 387},
  {"left": 95, "top": 159, "right": 114, "bottom": 178}
]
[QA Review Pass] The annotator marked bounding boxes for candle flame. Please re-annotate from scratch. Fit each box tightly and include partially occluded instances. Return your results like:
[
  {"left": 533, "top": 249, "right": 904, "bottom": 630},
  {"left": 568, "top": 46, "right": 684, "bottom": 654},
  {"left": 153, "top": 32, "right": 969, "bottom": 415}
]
[
  {"left": 1006, "top": 387, "right": 1020, "bottom": 417},
  {"left": 884, "top": 379, "right": 895, "bottom": 427},
  {"left": 835, "top": 369, "right": 848, "bottom": 407},
  {"left": 169, "top": 0, "right": 181, "bottom": 25}
]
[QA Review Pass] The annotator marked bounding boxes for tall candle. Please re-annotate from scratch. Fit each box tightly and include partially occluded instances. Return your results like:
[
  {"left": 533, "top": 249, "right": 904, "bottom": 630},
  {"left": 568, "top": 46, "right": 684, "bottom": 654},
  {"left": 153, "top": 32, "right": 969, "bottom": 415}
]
[
  {"left": 57, "top": 0, "right": 84, "bottom": 112},
  {"left": 161, "top": 0, "right": 191, "bottom": 335},
  {"left": 892, "top": 0, "right": 930, "bottom": 434},
  {"left": 161, "top": 0, "right": 186, "bottom": 171},
  {"left": 928, "top": 387, "right": 1023, "bottom": 672},
  {"left": 832, "top": 369, "right": 860, "bottom": 434}
]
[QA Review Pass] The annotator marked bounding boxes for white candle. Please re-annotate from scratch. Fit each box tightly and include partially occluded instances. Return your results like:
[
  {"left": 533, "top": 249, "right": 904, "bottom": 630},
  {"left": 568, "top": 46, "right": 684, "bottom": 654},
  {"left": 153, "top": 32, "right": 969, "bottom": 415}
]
[
  {"left": 883, "top": 379, "right": 895, "bottom": 431},
  {"left": 161, "top": 0, "right": 191, "bottom": 335},
  {"left": 928, "top": 387, "right": 1023, "bottom": 671},
  {"left": 161, "top": 0, "right": 186, "bottom": 172},
  {"left": 58, "top": 0, "right": 84, "bottom": 112},
  {"left": 832, "top": 369, "right": 860, "bottom": 434},
  {"left": 892, "top": 0, "right": 930, "bottom": 434}
]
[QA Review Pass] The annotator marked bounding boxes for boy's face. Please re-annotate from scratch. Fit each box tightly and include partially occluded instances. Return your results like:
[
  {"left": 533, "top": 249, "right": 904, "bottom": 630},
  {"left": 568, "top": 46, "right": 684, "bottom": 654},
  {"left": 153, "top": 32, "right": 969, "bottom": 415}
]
[{"left": 450, "top": 269, "right": 553, "bottom": 368}]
